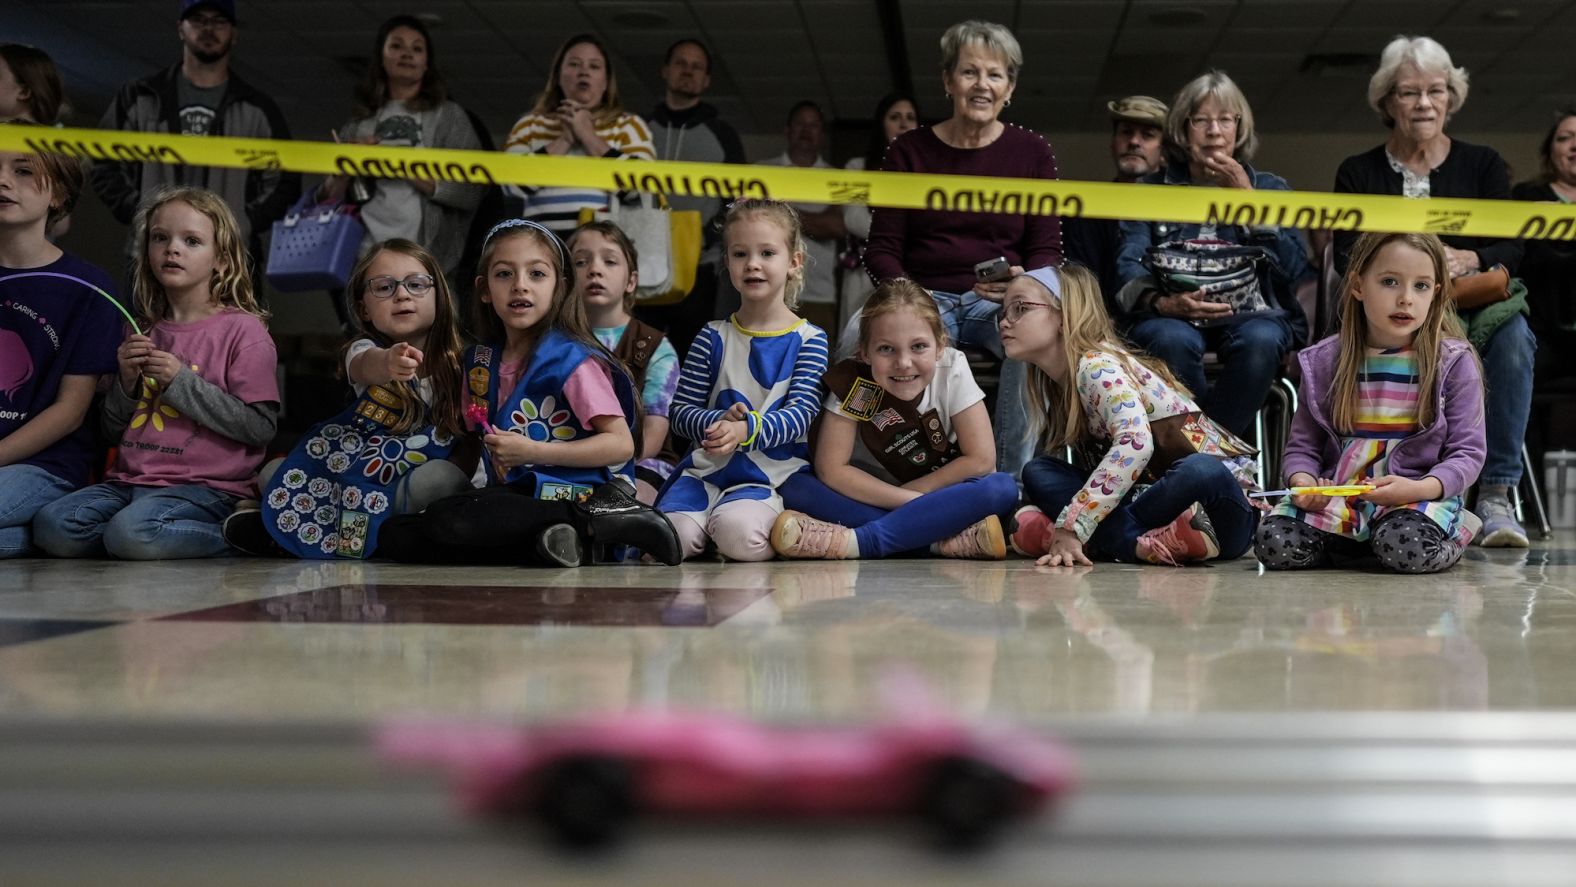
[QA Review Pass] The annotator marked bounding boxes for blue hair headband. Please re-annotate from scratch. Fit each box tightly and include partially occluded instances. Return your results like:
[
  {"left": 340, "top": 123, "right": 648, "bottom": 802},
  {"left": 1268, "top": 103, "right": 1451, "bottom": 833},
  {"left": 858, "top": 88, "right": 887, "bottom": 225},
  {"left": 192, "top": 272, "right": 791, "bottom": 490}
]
[
  {"left": 1021, "top": 266, "right": 1062, "bottom": 305},
  {"left": 481, "top": 218, "right": 569, "bottom": 271}
]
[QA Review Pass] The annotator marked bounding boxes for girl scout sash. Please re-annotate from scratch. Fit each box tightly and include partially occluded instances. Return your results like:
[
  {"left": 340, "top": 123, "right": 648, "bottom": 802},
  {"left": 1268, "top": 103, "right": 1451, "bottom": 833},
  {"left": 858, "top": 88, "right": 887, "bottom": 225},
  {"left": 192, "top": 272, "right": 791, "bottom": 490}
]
[
  {"left": 819, "top": 358, "right": 958, "bottom": 485},
  {"left": 262, "top": 383, "right": 456, "bottom": 558}
]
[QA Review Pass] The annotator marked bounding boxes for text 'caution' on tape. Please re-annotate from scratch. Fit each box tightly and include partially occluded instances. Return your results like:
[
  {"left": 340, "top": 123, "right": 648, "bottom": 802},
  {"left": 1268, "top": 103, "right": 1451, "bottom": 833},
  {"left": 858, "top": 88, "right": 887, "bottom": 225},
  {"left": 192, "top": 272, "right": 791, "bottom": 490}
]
[{"left": 8, "top": 125, "right": 1576, "bottom": 240}]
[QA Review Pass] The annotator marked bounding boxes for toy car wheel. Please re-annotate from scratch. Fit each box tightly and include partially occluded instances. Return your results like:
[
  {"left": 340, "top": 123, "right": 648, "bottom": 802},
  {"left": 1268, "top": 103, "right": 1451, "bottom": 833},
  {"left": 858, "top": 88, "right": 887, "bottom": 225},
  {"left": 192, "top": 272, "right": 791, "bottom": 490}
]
[
  {"left": 918, "top": 755, "right": 1018, "bottom": 848},
  {"left": 534, "top": 755, "right": 635, "bottom": 848}
]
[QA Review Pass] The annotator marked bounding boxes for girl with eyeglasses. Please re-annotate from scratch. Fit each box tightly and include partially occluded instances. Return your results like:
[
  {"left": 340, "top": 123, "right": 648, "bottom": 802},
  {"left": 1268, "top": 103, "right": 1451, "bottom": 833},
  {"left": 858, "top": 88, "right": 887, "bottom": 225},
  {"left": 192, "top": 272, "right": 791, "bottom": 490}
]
[
  {"left": 223, "top": 239, "right": 475, "bottom": 558},
  {"left": 1003, "top": 265, "right": 1263, "bottom": 568}
]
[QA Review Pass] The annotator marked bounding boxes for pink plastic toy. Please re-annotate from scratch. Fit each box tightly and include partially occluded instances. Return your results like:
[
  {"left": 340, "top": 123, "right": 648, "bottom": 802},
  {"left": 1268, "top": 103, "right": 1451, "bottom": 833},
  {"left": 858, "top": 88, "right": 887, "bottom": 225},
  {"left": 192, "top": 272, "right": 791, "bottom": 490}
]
[
  {"left": 465, "top": 402, "right": 495, "bottom": 435},
  {"left": 378, "top": 707, "right": 1074, "bottom": 848}
]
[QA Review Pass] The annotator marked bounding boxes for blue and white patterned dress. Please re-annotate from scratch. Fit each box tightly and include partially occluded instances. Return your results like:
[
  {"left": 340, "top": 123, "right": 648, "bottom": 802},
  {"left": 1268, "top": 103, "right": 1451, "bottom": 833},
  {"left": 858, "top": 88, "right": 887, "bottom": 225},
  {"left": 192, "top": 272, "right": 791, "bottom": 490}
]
[{"left": 657, "top": 316, "right": 828, "bottom": 523}]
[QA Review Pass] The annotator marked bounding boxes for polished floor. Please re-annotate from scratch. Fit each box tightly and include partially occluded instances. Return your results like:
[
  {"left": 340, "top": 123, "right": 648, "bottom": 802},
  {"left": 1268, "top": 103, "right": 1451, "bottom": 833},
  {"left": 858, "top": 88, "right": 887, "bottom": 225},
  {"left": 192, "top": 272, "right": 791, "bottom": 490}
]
[
  {"left": 3, "top": 538, "right": 1575, "bottom": 885},
  {"left": 2, "top": 538, "right": 1573, "bottom": 721}
]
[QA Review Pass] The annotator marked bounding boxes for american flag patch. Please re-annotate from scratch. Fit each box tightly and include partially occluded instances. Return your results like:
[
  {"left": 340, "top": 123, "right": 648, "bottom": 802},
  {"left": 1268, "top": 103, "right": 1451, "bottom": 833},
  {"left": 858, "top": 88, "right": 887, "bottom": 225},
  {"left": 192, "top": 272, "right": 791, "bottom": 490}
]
[
  {"left": 871, "top": 408, "right": 904, "bottom": 430},
  {"left": 841, "top": 377, "right": 884, "bottom": 420}
]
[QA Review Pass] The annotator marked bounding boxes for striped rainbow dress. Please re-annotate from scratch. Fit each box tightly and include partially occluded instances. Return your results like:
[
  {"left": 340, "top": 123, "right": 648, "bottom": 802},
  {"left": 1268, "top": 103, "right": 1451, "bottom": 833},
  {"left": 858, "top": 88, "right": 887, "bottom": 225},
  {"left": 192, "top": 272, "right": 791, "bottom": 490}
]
[{"left": 1272, "top": 347, "right": 1470, "bottom": 544}]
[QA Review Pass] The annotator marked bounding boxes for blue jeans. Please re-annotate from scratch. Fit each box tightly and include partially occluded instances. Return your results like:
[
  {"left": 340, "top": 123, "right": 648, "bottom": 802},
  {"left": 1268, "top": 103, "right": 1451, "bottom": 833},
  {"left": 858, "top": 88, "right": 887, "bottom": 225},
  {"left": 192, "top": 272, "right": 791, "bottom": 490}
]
[
  {"left": 33, "top": 482, "right": 237, "bottom": 560},
  {"left": 1478, "top": 313, "right": 1536, "bottom": 488},
  {"left": 1021, "top": 452, "right": 1258, "bottom": 562},
  {"left": 0, "top": 465, "right": 76, "bottom": 559},
  {"left": 930, "top": 289, "right": 1032, "bottom": 477},
  {"left": 1126, "top": 314, "right": 1293, "bottom": 438},
  {"left": 780, "top": 471, "right": 1020, "bottom": 557}
]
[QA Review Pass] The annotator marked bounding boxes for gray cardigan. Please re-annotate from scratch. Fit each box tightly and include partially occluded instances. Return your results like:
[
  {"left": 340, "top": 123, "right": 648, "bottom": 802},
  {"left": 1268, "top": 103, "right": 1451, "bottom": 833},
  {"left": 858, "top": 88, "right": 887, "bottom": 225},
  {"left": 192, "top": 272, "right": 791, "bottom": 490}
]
[{"left": 338, "top": 99, "right": 484, "bottom": 278}]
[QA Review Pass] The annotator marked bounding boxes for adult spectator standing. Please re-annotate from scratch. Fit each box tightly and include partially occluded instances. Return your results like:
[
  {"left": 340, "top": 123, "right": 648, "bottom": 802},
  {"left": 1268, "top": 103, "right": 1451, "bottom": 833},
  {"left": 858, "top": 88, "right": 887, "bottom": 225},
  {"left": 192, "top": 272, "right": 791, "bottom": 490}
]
[
  {"left": 1114, "top": 70, "right": 1311, "bottom": 441},
  {"left": 504, "top": 34, "right": 654, "bottom": 237},
  {"left": 641, "top": 38, "right": 745, "bottom": 359},
  {"left": 1511, "top": 109, "right": 1576, "bottom": 397},
  {"left": 863, "top": 20, "right": 1061, "bottom": 475},
  {"left": 1332, "top": 36, "right": 1534, "bottom": 547},
  {"left": 1062, "top": 95, "right": 1166, "bottom": 317},
  {"left": 318, "top": 14, "right": 482, "bottom": 288},
  {"left": 758, "top": 101, "right": 845, "bottom": 336},
  {"left": 91, "top": 0, "right": 298, "bottom": 267}
]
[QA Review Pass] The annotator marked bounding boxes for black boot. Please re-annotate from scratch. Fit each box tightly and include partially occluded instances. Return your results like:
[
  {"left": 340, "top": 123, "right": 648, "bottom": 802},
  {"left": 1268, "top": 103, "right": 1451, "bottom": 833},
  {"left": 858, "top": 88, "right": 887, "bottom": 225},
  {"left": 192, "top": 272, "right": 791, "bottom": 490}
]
[
  {"left": 573, "top": 481, "right": 683, "bottom": 565},
  {"left": 535, "top": 523, "right": 584, "bottom": 567}
]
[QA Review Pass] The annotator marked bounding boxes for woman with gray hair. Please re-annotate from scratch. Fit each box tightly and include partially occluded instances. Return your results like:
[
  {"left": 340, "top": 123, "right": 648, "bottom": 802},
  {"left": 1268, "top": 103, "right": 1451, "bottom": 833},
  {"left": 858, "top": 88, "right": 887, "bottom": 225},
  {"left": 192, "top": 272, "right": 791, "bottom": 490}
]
[
  {"left": 1333, "top": 35, "right": 1534, "bottom": 547},
  {"left": 863, "top": 19, "right": 1062, "bottom": 475},
  {"left": 1114, "top": 70, "right": 1311, "bottom": 440}
]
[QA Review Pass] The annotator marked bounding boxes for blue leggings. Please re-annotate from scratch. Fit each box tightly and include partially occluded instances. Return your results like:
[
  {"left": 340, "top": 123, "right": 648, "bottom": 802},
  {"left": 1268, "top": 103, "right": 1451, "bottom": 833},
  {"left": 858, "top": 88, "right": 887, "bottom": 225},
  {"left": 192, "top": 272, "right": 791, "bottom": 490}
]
[
  {"left": 780, "top": 471, "right": 1020, "bottom": 558},
  {"left": 1021, "top": 452, "right": 1258, "bottom": 562}
]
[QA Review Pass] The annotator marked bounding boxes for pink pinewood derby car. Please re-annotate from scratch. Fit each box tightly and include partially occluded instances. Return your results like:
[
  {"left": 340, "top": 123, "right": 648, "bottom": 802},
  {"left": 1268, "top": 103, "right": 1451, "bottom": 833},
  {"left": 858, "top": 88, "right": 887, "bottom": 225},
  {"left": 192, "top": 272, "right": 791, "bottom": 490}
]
[{"left": 379, "top": 710, "right": 1075, "bottom": 848}]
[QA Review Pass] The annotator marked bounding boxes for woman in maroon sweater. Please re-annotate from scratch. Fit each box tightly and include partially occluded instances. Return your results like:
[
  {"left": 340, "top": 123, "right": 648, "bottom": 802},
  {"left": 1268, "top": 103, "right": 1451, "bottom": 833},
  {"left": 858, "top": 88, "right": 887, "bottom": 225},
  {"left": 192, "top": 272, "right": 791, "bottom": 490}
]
[{"left": 863, "top": 19, "right": 1061, "bottom": 474}]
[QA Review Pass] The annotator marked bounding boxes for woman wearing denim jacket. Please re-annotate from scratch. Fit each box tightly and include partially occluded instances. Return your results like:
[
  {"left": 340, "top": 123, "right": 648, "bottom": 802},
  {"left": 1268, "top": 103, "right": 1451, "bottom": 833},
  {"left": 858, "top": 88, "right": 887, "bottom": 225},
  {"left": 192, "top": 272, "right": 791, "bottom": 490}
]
[{"left": 1114, "top": 70, "right": 1312, "bottom": 440}]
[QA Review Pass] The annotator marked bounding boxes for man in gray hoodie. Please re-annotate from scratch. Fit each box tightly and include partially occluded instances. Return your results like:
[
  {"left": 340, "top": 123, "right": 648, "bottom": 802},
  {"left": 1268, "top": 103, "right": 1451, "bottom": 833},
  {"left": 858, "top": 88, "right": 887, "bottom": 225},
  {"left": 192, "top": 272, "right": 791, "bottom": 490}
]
[{"left": 639, "top": 39, "right": 746, "bottom": 358}]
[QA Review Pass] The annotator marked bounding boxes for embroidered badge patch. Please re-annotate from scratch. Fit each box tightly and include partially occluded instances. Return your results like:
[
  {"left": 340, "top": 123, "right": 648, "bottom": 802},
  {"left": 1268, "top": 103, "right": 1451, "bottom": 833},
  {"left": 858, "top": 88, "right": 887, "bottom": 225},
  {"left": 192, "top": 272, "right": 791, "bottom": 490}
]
[
  {"left": 841, "top": 377, "right": 884, "bottom": 420},
  {"left": 539, "top": 481, "right": 593, "bottom": 501},
  {"left": 871, "top": 408, "right": 904, "bottom": 431},
  {"left": 337, "top": 511, "right": 370, "bottom": 559}
]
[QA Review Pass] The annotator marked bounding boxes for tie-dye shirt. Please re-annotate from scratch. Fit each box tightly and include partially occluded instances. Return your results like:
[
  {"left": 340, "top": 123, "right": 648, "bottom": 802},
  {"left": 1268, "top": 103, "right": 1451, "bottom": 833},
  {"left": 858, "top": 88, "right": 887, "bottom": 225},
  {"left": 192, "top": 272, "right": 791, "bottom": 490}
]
[{"left": 1272, "top": 347, "right": 1471, "bottom": 543}]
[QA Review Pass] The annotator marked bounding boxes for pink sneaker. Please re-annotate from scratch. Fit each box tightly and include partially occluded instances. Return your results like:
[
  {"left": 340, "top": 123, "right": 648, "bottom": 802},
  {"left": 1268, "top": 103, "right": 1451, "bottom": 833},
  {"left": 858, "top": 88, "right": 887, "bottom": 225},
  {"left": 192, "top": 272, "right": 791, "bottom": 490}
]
[
  {"left": 1135, "top": 504, "right": 1220, "bottom": 566},
  {"left": 771, "top": 510, "right": 852, "bottom": 559},
  {"left": 1010, "top": 505, "right": 1053, "bottom": 557},
  {"left": 933, "top": 515, "right": 1007, "bottom": 560}
]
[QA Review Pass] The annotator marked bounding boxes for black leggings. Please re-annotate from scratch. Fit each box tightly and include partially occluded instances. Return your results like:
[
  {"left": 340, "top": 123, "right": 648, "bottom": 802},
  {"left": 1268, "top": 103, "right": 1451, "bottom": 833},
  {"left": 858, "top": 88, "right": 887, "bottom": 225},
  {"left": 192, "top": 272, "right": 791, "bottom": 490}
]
[
  {"left": 376, "top": 486, "right": 577, "bottom": 565},
  {"left": 1254, "top": 510, "right": 1465, "bottom": 574}
]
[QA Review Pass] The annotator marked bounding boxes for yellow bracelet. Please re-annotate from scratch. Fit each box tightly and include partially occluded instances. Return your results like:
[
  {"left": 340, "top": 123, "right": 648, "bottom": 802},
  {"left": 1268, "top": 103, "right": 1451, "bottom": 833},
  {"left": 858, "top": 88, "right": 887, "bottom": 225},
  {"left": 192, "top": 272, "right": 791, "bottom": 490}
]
[{"left": 740, "top": 411, "right": 762, "bottom": 448}]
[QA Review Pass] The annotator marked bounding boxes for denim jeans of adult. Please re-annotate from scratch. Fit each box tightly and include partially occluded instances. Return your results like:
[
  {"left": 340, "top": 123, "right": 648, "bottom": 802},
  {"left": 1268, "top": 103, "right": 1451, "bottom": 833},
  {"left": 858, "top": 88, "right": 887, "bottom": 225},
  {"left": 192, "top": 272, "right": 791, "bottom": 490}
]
[
  {"left": 1478, "top": 312, "right": 1536, "bottom": 488},
  {"left": 33, "top": 482, "right": 237, "bottom": 560},
  {"left": 1021, "top": 452, "right": 1259, "bottom": 562},
  {"left": 0, "top": 465, "right": 76, "bottom": 559},
  {"left": 1126, "top": 313, "right": 1292, "bottom": 438},
  {"left": 930, "top": 289, "right": 1032, "bottom": 477}
]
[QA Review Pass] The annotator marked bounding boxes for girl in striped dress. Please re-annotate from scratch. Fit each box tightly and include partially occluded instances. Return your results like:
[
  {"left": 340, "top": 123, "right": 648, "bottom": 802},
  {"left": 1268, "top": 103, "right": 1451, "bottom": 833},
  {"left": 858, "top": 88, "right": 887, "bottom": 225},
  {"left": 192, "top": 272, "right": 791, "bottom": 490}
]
[
  {"left": 657, "top": 199, "right": 829, "bottom": 561},
  {"left": 1254, "top": 232, "right": 1486, "bottom": 573}
]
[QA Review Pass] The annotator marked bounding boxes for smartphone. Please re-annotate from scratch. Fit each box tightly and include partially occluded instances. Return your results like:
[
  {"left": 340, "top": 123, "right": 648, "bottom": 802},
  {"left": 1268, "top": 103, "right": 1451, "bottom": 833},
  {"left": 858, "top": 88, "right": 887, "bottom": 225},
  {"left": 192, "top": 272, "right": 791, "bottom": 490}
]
[{"left": 974, "top": 257, "right": 1011, "bottom": 283}]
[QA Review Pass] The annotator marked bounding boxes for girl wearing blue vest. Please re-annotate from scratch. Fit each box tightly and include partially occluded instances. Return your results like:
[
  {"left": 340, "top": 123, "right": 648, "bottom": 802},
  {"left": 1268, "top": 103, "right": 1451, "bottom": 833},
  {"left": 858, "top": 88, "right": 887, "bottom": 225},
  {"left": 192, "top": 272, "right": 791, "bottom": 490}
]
[
  {"left": 379, "top": 219, "right": 681, "bottom": 565},
  {"left": 223, "top": 238, "right": 476, "bottom": 558}
]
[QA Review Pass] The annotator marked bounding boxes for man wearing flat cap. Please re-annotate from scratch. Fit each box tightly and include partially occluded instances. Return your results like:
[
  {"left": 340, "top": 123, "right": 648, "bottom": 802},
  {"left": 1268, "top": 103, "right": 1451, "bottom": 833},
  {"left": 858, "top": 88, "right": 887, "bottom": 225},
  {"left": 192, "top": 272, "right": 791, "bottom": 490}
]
[
  {"left": 1063, "top": 95, "right": 1167, "bottom": 325},
  {"left": 92, "top": 0, "right": 299, "bottom": 269}
]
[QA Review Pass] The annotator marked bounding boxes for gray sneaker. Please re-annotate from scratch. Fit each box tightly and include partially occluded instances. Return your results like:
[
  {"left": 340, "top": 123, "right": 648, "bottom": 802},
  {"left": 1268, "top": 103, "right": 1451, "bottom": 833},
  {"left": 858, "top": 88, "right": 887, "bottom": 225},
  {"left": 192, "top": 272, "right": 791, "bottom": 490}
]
[{"left": 1476, "top": 494, "right": 1529, "bottom": 548}]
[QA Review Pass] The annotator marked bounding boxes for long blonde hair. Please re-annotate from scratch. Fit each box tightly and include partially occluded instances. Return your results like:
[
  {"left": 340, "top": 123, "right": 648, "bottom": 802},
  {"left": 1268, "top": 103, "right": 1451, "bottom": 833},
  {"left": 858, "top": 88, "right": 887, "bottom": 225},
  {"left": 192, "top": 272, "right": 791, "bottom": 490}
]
[
  {"left": 131, "top": 186, "right": 265, "bottom": 326},
  {"left": 1023, "top": 264, "right": 1189, "bottom": 449},
  {"left": 1330, "top": 232, "right": 1472, "bottom": 432}
]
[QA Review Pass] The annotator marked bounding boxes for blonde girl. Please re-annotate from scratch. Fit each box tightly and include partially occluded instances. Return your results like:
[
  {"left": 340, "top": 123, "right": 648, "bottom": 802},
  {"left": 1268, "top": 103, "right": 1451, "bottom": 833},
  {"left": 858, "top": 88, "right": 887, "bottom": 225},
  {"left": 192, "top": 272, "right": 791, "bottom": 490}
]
[
  {"left": 1254, "top": 232, "right": 1485, "bottom": 573},
  {"left": 772, "top": 278, "right": 1018, "bottom": 559},
  {"left": 34, "top": 186, "right": 279, "bottom": 559},
  {"left": 1005, "top": 264, "right": 1260, "bottom": 567},
  {"left": 656, "top": 198, "right": 829, "bottom": 561}
]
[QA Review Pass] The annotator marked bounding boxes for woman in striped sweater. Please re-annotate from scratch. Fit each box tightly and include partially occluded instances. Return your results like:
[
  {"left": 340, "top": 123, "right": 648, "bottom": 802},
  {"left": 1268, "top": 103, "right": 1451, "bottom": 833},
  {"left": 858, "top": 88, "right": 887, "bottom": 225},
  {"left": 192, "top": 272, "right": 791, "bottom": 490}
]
[
  {"left": 503, "top": 34, "right": 653, "bottom": 236},
  {"left": 1254, "top": 232, "right": 1486, "bottom": 574}
]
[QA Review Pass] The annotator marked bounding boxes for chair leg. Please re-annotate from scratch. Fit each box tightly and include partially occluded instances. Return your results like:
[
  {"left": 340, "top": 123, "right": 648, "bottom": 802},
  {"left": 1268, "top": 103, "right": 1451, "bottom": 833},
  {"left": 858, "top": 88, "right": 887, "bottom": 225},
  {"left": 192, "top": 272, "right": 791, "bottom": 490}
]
[{"left": 1521, "top": 444, "right": 1553, "bottom": 539}]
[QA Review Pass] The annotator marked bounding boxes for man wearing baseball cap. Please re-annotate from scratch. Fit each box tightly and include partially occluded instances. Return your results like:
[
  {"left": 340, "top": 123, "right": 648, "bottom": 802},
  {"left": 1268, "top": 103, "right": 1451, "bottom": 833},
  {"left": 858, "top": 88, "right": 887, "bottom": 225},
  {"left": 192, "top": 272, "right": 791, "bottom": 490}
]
[
  {"left": 1063, "top": 95, "right": 1167, "bottom": 323},
  {"left": 91, "top": 0, "right": 299, "bottom": 270}
]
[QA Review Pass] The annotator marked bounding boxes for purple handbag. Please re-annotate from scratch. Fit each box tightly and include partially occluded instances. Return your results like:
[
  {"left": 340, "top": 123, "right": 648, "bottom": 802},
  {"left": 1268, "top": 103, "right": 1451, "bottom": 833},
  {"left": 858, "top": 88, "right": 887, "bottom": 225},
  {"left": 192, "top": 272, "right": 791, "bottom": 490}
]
[{"left": 265, "top": 195, "right": 365, "bottom": 292}]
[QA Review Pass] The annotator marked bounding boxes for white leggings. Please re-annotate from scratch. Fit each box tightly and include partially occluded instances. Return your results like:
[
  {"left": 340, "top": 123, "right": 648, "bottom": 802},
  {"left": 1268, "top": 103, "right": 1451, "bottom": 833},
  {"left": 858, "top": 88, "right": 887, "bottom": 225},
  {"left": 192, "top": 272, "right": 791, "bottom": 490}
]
[{"left": 669, "top": 499, "right": 778, "bottom": 562}]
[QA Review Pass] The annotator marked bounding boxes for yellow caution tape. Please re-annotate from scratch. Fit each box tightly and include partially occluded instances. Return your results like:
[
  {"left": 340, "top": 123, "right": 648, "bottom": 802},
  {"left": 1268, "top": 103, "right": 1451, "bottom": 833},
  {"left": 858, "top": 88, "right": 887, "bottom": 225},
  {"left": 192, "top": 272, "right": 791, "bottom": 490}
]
[{"left": 7, "top": 125, "right": 1576, "bottom": 240}]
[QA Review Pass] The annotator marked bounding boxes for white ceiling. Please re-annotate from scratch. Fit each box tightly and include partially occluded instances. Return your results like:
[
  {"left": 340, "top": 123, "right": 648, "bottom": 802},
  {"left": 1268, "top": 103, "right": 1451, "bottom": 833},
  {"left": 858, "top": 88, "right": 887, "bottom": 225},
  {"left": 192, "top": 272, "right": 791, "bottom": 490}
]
[{"left": 11, "top": 0, "right": 1576, "bottom": 150}]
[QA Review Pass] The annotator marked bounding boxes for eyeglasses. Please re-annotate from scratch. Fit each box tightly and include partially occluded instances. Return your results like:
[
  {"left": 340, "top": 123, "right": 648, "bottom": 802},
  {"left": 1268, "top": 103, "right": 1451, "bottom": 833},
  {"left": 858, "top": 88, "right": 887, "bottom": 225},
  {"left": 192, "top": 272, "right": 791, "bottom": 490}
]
[
  {"left": 998, "top": 301, "right": 1053, "bottom": 325},
  {"left": 1187, "top": 114, "right": 1239, "bottom": 131},
  {"left": 366, "top": 274, "right": 435, "bottom": 299},
  {"left": 186, "top": 14, "right": 233, "bottom": 30},
  {"left": 1392, "top": 86, "right": 1450, "bottom": 106}
]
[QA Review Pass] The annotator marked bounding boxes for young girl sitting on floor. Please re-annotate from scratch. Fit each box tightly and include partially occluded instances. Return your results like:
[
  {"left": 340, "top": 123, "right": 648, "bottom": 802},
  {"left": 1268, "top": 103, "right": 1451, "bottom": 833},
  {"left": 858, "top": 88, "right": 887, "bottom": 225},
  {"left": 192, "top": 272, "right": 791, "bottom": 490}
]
[
  {"left": 378, "top": 219, "right": 680, "bottom": 566},
  {"left": 224, "top": 239, "right": 476, "bottom": 558},
  {"left": 34, "top": 186, "right": 279, "bottom": 559},
  {"left": 1254, "top": 232, "right": 1485, "bottom": 574},
  {"left": 1006, "top": 265, "right": 1261, "bottom": 567},
  {"left": 568, "top": 220, "right": 679, "bottom": 504},
  {"left": 0, "top": 127, "right": 124, "bottom": 559},
  {"left": 657, "top": 198, "right": 830, "bottom": 561},
  {"left": 771, "top": 278, "right": 1019, "bottom": 560}
]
